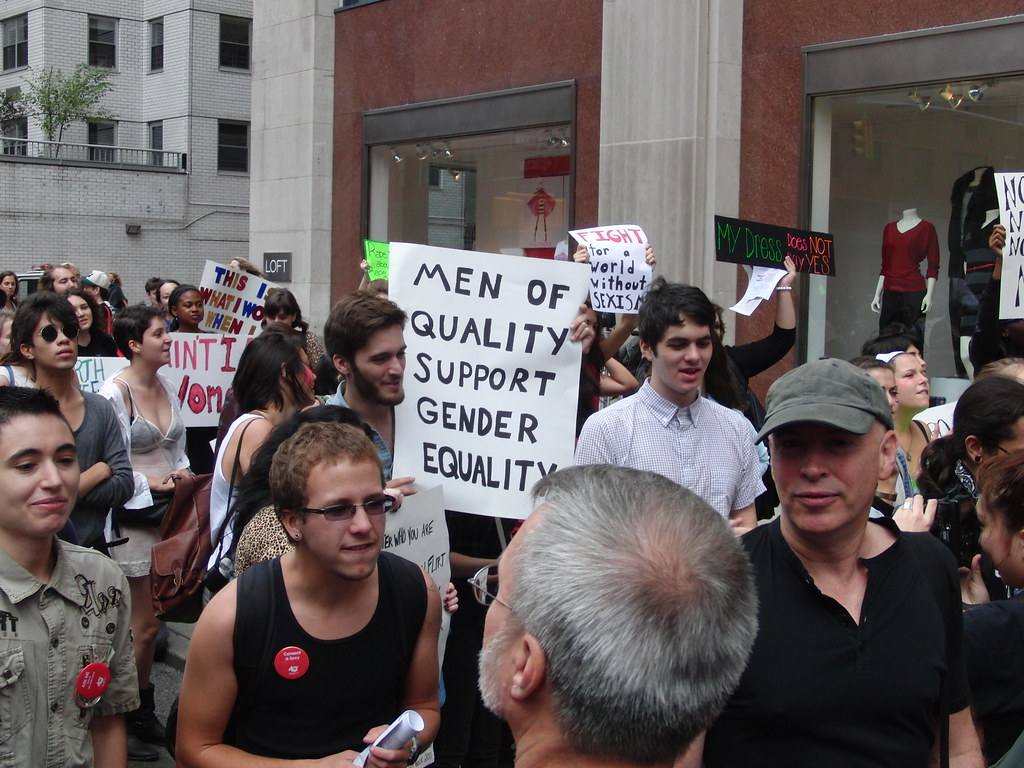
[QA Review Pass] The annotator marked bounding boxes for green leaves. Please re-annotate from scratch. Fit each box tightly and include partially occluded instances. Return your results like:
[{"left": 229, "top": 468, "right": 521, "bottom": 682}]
[{"left": 20, "top": 64, "right": 114, "bottom": 143}]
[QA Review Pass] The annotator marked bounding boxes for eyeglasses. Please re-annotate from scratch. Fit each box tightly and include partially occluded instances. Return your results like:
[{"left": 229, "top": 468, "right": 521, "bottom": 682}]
[
  {"left": 38, "top": 324, "right": 79, "bottom": 343},
  {"left": 302, "top": 495, "right": 394, "bottom": 522},
  {"left": 470, "top": 564, "right": 515, "bottom": 612}
]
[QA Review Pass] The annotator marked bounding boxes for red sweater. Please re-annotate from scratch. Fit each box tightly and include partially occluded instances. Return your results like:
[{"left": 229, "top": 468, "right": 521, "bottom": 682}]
[{"left": 880, "top": 220, "right": 940, "bottom": 292}]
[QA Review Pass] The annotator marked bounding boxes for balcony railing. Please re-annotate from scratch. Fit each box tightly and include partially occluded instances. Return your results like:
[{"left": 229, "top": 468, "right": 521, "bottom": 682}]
[{"left": 0, "top": 137, "right": 186, "bottom": 171}]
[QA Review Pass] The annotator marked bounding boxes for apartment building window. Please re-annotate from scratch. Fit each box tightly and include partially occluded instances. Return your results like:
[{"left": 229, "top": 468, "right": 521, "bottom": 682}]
[
  {"left": 88, "top": 16, "right": 116, "bottom": 68},
  {"left": 2, "top": 14, "right": 28, "bottom": 71},
  {"left": 219, "top": 16, "right": 250, "bottom": 70},
  {"left": 150, "top": 18, "right": 164, "bottom": 71},
  {"left": 1, "top": 88, "right": 27, "bottom": 155},
  {"left": 217, "top": 120, "right": 248, "bottom": 172},
  {"left": 150, "top": 121, "right": 163, "bottom": 166},
  {"left": 88, "top": 120, "right": 116, "bottom": 162}
]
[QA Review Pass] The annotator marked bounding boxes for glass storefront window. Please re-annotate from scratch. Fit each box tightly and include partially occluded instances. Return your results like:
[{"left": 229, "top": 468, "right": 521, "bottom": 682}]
[
  {"left": 368, "top": 126, "right": 572, "bottom": 259},
  {"left": 810, "top": 75, "right": 1024, "bottom": 379}
]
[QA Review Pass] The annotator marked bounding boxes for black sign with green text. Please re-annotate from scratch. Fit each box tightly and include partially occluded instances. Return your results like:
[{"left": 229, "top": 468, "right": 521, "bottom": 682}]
[{"left": 714, "top": 215, "right": 835, "bottom": 276}]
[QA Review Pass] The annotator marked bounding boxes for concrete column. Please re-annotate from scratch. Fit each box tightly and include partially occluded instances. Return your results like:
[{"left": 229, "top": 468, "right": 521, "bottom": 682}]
[
  {"left": 599, "top": 0, "right": 743, "bottom": 310},
  {"left": 250, "top": 0, "right": 335, "bottom": 333}
]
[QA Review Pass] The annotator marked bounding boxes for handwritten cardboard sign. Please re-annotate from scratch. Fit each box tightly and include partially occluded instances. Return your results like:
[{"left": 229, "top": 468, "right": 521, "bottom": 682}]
[
  {"left": 996, "top": 173, "right": 1024, "bottom": 320},
  {"left": 198, "top": 260, "right": 278, "bottom": 336},
  {"left": 569, "top": 225, "right": 652, "bottom": 313},
  {"left": 364, "top": 240, "right": 390, "bottom": 282},
  {"left": 714, "top": 215, "right": 835, "bottom": 276},
  {"left": 389, "top": 243, "right": 589, "bottom": 519},
  {"left": 79, "top": 333, "right": 255, "bottom": 428}
]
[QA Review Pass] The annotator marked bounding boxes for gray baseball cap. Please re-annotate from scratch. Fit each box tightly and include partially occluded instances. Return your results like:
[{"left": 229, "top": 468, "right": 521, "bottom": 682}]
[{"left": 755, "top": 358, "right": 894, "bottom": 442}]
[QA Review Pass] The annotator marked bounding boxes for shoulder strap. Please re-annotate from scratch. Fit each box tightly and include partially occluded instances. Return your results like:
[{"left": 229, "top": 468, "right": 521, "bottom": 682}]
[
  {"left": 905, "top": 534, "right": 952, "bottom": 768},
  {"left": 114, "top": 376, "right": 137, "bottom": 422},
  {"left": 230, "top": 559, "right": 277, "bottom": 743},
  {"left": 2, "top": 365, "right": 14, "bottom": 386},
  {"left": 914, "top": 418, "right": 932, "bottom": 442},
  {"left": 211, "top": 416, "right": 260, "bottom": 559}
]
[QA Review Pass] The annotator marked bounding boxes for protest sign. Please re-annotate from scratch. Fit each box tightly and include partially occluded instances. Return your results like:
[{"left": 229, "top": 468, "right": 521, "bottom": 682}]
[
  {"left": 389, "top": 243, "right": 589, "bottom": 519},
  {"left": 382, "top": 484, "right": 451, "bottom": 663},
  {"left": 996, "top": 173, "right": 1024, "bottom": 320},
  {"left": 198, "top": 260, "right": 278, "bottom": 336},
  {"left": 79, "top": 333, "right": 254, "bottom": 427},
  {"left": 714, "top": 215, "right": 835, "bottom": 276},
  {"left": 569, "top": 224, "right": 652, "bottom": 313},
  {"left": 364, "top": 240, "right": 390, "bottom": 282}
]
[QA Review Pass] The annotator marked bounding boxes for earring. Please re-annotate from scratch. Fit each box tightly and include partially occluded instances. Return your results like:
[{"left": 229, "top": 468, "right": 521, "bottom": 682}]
[
  {"left": 293, "top": 532, "right": 302, "bottom": 541},
  {"left": 974, "top": 455, "right": 983, "bottom": 464}
]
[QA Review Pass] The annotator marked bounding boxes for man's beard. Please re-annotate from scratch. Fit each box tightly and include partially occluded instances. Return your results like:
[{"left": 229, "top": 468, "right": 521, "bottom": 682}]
[
  {"left": 348, "top": 361, "right": 404, "bottom": 406},
  {"left": 477, "top": 619, "right": 521, "bottom": 716}
]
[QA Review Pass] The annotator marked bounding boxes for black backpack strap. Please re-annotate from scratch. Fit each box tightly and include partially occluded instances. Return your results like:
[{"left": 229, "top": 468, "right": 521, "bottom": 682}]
[
  {"left": 228, "top": 559, "right": 277, "bottom": 744},
  {"left": 905, "top": 533, "right": 954, "bottom": 768}
]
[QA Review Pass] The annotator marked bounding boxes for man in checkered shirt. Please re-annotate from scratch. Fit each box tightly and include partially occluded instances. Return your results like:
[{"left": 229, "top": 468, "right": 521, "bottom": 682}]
[{"left": 575, "top": 278, "right": 763, "bottom": 531}]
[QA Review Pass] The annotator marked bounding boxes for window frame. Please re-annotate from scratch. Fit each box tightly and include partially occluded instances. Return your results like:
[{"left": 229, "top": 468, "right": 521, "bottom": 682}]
[
  {"left": 1, "top": 14, "right": 28, "bottom": 72},
  {"left": 217, "top": 120, "right": 249, "bottom": 173},
  {"left": 88, "top": 119, "right": 116, "bottom": 162},
  {"left": 149, "top": 120, "right": 164, "bottom": 166},
  {"left": 88, "top": 15, "right": 116, "bottom": 69},
  {"left": 219, "top": 15, "right": 251, "bottom": 71},
  {"left": 149, "top": 18, "right": 164, "bottom": 72}
]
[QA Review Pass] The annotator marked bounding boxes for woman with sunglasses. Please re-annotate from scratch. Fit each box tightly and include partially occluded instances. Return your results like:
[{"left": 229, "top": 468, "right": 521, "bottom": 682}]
[{"left": 0, "top": 294, "right": 133, "bottom": 549}]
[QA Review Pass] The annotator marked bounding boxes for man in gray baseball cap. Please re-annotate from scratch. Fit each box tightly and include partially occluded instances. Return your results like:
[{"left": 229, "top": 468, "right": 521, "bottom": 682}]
[{"left": 694, "top": 358, "right": 983, "bottom": 768}]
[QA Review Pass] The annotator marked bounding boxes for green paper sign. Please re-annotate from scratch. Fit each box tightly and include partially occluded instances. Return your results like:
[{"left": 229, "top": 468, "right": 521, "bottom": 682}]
[{"left": 364, "top": 240, "right": 390, "bottom": 281}]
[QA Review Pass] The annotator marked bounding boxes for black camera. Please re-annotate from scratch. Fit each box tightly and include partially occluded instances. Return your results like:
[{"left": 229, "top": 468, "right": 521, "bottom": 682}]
[{"left": 930, "top": 493, "right": 980, "bottom": 568}]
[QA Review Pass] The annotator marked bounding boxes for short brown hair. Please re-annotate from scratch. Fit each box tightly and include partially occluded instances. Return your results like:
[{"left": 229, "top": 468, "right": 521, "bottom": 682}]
[
  {"left": 270, "top": 422, "right": 383, "bottom": 515},
  {"left": 323, "top": 291, "right": 406, "bottom": 363}
]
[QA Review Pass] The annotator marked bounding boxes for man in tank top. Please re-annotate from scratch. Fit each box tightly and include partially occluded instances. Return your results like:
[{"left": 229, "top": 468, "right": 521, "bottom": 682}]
[{"left": 175, "top": 421, "right": 442, "bottom": 766}]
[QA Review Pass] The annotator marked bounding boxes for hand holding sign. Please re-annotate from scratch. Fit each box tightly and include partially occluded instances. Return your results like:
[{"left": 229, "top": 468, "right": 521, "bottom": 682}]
[{"left": 569, "top": 225, "right": 653, "bottom": 314}]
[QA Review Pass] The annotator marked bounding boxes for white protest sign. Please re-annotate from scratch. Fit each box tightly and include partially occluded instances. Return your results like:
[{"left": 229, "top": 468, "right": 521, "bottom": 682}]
[
  {"left": 198, "top": 260, "right": 278, "bottom": 336},
  {"left": 80, "top": 333, "right": 254, "bottom": 427},
  {"left": 569, "top": 224, "right": 652, "bottom": 313},
  {"left": 382, "top": 484, "right": 451, "bottom": 664},
  {"left": 389, "top": 243, "right": 589, "bottom": 518},
  {"left": 996, "top": 173, "right": 1024, "bottom": 320}
]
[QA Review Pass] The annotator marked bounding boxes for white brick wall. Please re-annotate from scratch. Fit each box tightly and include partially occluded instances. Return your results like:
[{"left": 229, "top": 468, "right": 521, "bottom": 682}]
[{"left": 0, "top": 0, "right": 252, "bottom": 283}]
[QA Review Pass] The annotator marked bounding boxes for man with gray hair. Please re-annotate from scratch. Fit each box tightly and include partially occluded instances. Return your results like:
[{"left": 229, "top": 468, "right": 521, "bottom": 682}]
[{"left": 473, "top": 465, "right": 757, "bottom": 768}]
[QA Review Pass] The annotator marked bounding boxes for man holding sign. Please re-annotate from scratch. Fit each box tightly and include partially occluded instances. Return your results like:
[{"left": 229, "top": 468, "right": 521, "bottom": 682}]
[{"left": 575, "top": 279, "right": 763, "bottom": 530}]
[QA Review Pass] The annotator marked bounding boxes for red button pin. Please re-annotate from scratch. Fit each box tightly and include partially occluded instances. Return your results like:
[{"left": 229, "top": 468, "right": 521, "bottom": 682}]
[
  {"left": 75, "top": 662, "right": 110, "bottom": 708},
  {"left": 274, "top": 646, "right": 309, "bottom": 680}
]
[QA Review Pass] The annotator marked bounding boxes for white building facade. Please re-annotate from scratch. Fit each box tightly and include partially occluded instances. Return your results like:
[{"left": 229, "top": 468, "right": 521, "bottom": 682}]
[{"left": 0, "top": 0, "right": 251, "bottom": 299}]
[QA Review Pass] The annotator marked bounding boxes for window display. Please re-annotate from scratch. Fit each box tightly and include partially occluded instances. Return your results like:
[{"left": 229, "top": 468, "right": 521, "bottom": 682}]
[{"left": 811, "top": 76, "right": 1024, "bottom": 379}]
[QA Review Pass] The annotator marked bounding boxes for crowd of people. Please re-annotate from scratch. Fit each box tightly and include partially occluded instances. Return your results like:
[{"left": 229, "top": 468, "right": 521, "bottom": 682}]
[{"left": 1, "top": 228, "right": 1024, "bottom": 768}]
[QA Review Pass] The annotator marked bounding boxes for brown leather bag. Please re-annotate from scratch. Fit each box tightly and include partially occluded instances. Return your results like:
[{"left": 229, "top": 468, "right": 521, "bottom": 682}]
[{"left": 150, "top": 473, "right": 214, "bottom": 623}]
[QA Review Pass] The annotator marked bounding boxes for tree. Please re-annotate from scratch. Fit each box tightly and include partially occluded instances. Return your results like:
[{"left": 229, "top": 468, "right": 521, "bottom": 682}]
[
  {"left": 19, "top": 64, "right": 114, "bottom": 149},
  {"left": 0, "top": 89, "right": 22, "bottom": 127}
]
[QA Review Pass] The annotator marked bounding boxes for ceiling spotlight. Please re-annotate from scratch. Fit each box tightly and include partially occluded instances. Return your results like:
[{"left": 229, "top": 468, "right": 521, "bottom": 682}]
[
  {"left": 429, "top": 144, "right": 441, "bottom": 159},
  {"left": 558, "top": 133, "right": 570, "bottom": 148},
  {"left": 969, "top": 83, "right": 989, "bottom": 102},
  {"left": 546, "top": 131, "right": 559, "bottom": 147},
  {"left": 416, "top": 144, "right": 429, "bottom": 161},
  {"left": 448, "top": 168, "right": 462, "bottom": 181},
  {"left": 908, "top": 90, "right": 931, "bottom": 112},
  {"left": 390, "top": 147, "right": 403, "bottom": 164},
  {"left": 442, "top": 141, "right": 454, "bottom": 159},
  {"left": 940, "top": 84, "right": 962, "bottom": 109}
]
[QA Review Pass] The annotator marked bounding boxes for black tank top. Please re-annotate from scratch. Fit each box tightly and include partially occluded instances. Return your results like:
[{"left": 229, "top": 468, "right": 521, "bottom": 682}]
[{"left": 230, "top": 552, "right": 427, "bottom": 758}]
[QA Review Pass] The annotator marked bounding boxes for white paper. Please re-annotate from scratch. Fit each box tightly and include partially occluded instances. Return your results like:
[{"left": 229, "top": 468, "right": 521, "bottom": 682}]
[
  {"left": 569, "top": 224, "right": 652, "bottom": 313},
  {"left": 729, "top": 266, "right": 786, "bottom": 316},
  {"left": 353, "top": 710, "right": 424, "bottom": 766}
]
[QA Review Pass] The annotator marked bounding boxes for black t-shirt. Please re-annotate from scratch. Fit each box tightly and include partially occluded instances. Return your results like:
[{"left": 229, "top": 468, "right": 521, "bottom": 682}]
[
  {"left": 78, "top": 331, "right": 119, "bottom": 357},
  {"left": 704, "top": 517, "right": 970, "bottom": 768}
]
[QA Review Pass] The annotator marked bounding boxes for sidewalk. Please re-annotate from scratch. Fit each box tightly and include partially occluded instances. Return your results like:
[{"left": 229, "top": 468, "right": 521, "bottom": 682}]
[{"left": 163, "top": 621, "right": 194, "bottom": 672}]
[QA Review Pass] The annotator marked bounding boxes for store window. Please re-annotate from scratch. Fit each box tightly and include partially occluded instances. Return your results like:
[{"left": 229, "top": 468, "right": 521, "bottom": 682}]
[
  {"left": 364, "top": 82, "right": 576, "bottom": 258},
  {"left": 803, "top": 18, "right": 1024, "bottom": 383},
  {"left": 369, "top": 130, "right": 571, "bottom": 256},
  {"left": 810, "top": 77, "right": 1024, "bottom": 380},
  {"left": 88, "top": 16, "right": 116, "bottom": 69}
]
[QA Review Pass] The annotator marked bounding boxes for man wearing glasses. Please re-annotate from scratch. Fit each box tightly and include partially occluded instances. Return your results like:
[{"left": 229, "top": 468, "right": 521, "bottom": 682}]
[
  {"left": 473, "top": 465, "right": 757, "bottom": 768},
  {"left": 176, "top": 422, "right": 442, "bottom": 767}
]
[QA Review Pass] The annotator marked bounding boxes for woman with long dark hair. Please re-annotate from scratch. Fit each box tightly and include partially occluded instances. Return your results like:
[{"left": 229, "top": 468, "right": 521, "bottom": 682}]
[
  {"left": 66, "top": 286, "right": 118, "bottom": 356},
  {"left": 208, "top": 330, "right": 317, "bottom": 576},
  {"left": 263, "top": 287, "right": 326, "bottom": 369}
]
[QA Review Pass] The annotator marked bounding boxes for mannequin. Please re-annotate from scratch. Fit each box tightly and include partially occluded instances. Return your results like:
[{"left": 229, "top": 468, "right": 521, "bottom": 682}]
[
  {"left": 949, "top": 167, "right": 999, "bottom": 377},
  {"left": 870, "top": 208, "right": 939, "bottom": 333}
]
